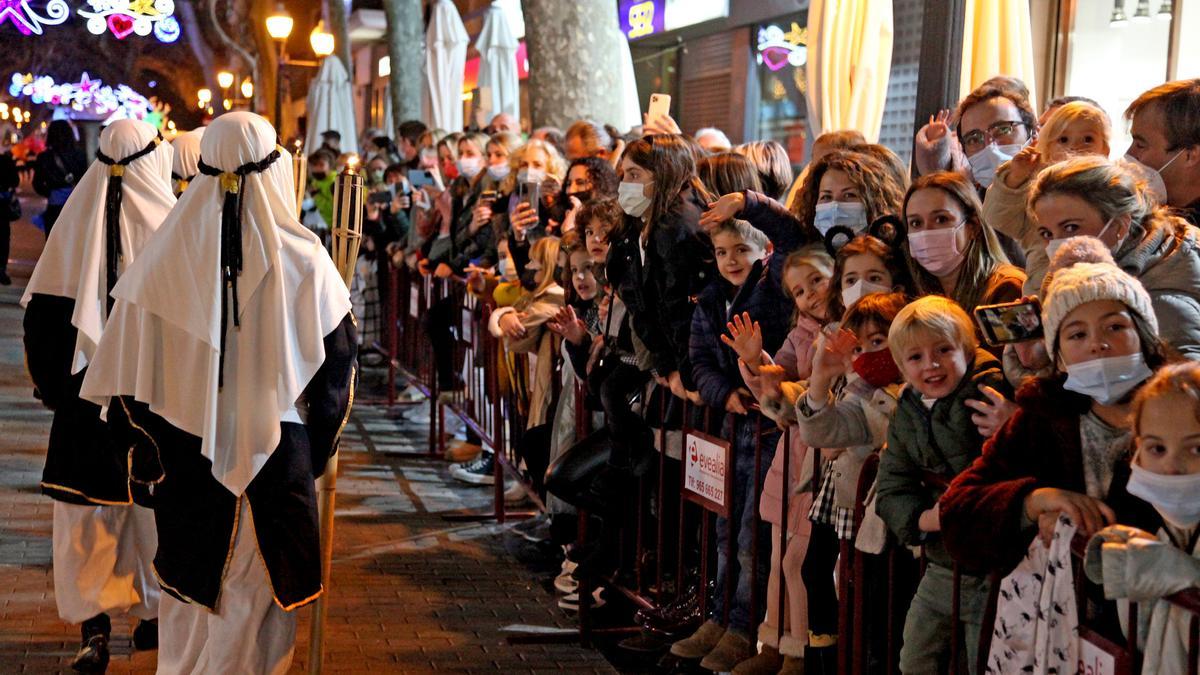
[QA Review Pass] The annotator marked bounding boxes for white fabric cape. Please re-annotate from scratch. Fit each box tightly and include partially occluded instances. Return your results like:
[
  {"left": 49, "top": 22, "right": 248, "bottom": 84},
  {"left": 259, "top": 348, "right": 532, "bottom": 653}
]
[
  {"left": 475, "top": 1, "right": 520, "bottom": 121},
  {"left": 171, "top": 127, "right": 206, "bottom": 180},
  {"left": 305, "top": 57, "right": 359, "bottom": 155},
  {"left": 81, "top": 112, "right": 352, "bottom": 497},
  {"left": 425, "top": 0, "right": 468, "bottom": 133},
  {"left": 21, "top": 119, "right": 176, "bottom": 374}
]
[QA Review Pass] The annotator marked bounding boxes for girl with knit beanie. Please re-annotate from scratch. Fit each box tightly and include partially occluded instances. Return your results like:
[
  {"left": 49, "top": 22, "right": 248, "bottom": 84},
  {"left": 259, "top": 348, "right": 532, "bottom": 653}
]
[{"left": 939, "top": 254, "right": 1168, "bottom": 580}]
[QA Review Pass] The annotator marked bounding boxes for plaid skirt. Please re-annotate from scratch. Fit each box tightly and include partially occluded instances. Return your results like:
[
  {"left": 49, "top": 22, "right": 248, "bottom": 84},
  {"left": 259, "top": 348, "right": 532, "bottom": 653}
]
[{"left": 808, "top": 459, "right": 854, "bottom": 539}]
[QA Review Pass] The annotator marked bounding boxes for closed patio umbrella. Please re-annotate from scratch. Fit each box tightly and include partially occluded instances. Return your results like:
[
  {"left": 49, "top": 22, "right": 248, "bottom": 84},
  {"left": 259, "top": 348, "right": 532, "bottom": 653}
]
[
  {"left": 425, "top": 0, "right": 468, "bottom": 132},
  {"left": 474, "top": 1, "right": 520, "bottom": 123},
  {"left": 305, "top": 56, "right": 358, "bottom": 155}
]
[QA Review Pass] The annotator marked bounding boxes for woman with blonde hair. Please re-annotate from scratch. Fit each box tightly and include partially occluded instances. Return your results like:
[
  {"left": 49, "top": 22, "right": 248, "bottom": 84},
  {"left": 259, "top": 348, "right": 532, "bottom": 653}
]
[
  {"left": 1028, "top": 155, "right": 1200, "bottom": 359},
  {"left": 983, "top": 100, "right": 1113, "bottom": 293}
]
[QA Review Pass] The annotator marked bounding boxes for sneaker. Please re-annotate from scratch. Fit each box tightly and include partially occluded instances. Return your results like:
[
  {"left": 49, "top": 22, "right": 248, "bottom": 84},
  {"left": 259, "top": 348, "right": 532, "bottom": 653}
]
[
  {"left": 396, "top": 385, "right": 425, "bottom": 403},
  {"left": 449, "top": 452, "right": 495, "bottom": 485},
  {"left": 669, "top": 619, "right": 724, "bottom": 659},
  {"left": 512, "top": 515, "right": 551, "bottom": 542},
  {"left": 557, "top": 587, "right": 605, "bottom": 612},
  {"left": 553, "top": 570, "right": 579, "bottom": 595},
  {"left": 699, "top": 630, "right": 754, "bottom": 672},
  {"left": 503, "top": 480, "right": 531, "bottom": 505}
]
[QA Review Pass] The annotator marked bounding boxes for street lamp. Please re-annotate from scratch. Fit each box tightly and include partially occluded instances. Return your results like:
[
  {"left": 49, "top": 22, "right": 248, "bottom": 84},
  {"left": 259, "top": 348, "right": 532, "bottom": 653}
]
[
  {"left": 267, "top": 2, "right": 294, "bottom": 132},
  {"left": 241, "top": 77, "right": 254, "bottom": 99},
  {"left": 197, "top": 87, "right": 212, "bottom": 109},
  {"left": 310, "top": 21, "right": 335, "bottom": 58},
  {"left": 217, "top": 70, "right": 235, "bottom": 90}
]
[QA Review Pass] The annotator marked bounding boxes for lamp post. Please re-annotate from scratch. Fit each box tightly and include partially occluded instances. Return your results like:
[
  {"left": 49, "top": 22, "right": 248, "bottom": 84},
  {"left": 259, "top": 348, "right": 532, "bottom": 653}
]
[{"left": 266, "top": 2, "right": 295, "bottom": 132}]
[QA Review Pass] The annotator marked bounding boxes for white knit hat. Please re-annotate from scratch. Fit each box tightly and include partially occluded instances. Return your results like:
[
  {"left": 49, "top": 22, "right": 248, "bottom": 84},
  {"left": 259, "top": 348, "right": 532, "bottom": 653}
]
[{"left": 1042, "top": 261, "right": 1157, "bottom": 358}]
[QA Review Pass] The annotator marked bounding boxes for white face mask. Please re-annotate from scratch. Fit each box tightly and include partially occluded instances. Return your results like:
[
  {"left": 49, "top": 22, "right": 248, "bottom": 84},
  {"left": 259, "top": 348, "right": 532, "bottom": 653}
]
[
  {"left": 1062, "top": 352, "right": 1153, "bottom": 405},
  {"left": 813, "top": 201, "right": 869, "bottom": 236},
  {"left": 487, "top": 163, "right": 511, "bottom": 181},
  {"left": 517, "top": 167, "right": 546, "bottom": 185},
  {"left": 1045, "top": 217, "right": 1123, "bottom": 261},
  {"left": 968, "top": 142, "right": 1024, "bottom": 188},
  {"left": 1122, "top": 151, "right": 1182, "bottom": 206},
  {"left": 457, "top": 156, "right": 483, "bottom": 179},
  {"left": 1045, "top": 237, "right": 1069, "bottom": 262},
  {"left": 841, "top": 278, "right": 892, "bottom": 309},
  {"left": 908, "top": 222, "right": 966, "bottom": 277},
  {"left": 618, "top": 181, "right": 653, "bottom": 218},
  {"left": 1126, "top": 463, "right": 1200, "bottom": 529}
]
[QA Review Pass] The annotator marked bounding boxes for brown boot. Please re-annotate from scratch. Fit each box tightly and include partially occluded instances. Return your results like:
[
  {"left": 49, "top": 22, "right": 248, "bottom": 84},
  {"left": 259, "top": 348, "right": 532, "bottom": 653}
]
[
  {"left": 700, "top": 630, "right": 754, "bottom": 672},
  {"left": 670, "top": 620, "right": 725, "bottom": 659},
  {"left": 779, "top": 654, "right": 805, "bottom": 674},
  {"left": 731, "top": 643, "right": 784, "bottom": 674}
]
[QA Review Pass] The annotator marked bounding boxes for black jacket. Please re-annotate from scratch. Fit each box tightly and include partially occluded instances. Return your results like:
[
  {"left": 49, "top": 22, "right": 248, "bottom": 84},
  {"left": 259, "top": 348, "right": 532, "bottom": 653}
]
[
  {"left": 606, "top": 188, "right": 715, "bottom": 389},
  {"left": 33, "top": 147, "right": 87, "bottom": 198}
]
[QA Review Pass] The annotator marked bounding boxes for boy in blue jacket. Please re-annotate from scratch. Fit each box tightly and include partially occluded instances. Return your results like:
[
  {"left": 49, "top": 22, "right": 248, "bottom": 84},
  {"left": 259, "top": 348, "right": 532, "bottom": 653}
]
[{"left": 671, "top": 217, "right": 803, "bottom": 670}]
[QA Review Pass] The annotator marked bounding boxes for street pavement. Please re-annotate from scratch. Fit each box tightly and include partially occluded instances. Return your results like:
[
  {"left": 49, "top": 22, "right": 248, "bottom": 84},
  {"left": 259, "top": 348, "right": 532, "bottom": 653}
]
[{"left": 0, "top": 189, "right": 615, "bottom": 673}]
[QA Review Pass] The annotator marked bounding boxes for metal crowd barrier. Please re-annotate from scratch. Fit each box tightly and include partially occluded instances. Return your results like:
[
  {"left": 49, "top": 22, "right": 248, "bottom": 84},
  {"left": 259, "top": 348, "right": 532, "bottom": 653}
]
[{"left": 384, "top": 264, "right": 1200, "bottom": 673}]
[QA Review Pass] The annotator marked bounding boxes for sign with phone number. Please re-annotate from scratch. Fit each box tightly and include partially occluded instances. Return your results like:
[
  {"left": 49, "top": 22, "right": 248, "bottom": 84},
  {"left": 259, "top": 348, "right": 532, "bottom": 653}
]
[{"left": 684, "top": 432, "right": 732, "bottom": 517}]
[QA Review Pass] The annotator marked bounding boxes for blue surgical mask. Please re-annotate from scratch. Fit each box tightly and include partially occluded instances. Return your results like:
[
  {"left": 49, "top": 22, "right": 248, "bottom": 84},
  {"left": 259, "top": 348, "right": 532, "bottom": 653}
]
[
  {"left": 813, "top": 201, "right": 869, "bottom": 236},
  {"left": 968, "top": 142, "right": 1024, "bottom": 188}
]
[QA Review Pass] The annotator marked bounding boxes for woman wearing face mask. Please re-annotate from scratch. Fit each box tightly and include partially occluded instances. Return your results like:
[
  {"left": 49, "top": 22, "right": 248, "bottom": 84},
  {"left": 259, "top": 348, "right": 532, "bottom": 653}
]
[
  {"left": 603, "top": 133, "right": 715, "bottom": 459},
  {"left": 903, "top": 171, "right": 1026, "bottom": 349},
  {"left": 495, "top": 139, "right": 567, "bottom": 247},
  {"left": 702, "top": 150, "right": 905, "bottom": 245},
  {"left": 1028, "top": 156, "right": 1200, "bottom": 360},
  {"left": 983, "top": 102, "right": 1113, "bottom": 295},
  {"left": 940, "top": 258, "right": 1168, "bottom": 580},
  {"left": 552, "top": 156, "right": 618, "bottom": 235},
  {"left": 1084, "top": 361, "right": 1200, "bottom": 675}
]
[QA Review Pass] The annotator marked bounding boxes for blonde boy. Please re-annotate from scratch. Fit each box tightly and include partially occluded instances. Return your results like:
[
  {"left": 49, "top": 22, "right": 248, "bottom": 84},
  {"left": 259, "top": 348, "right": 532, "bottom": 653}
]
[{"left": 877, "top": 296, "right": 1012, "bottom": 674}]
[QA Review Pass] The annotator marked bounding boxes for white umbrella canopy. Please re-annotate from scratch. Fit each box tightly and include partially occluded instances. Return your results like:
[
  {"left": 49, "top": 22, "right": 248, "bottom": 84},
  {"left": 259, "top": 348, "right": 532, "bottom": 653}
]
[
  {"left": 425, "top": 0, "right": 468, "bottom": 132},
  {"left": 474, "top": 1, "right": 520, "bottom": 123},
  {"left": 616, "top": 26, "right": 641, "bottom": 134},
  {"left": 305, "top": 56, "right": 359, "bottom": 155}
]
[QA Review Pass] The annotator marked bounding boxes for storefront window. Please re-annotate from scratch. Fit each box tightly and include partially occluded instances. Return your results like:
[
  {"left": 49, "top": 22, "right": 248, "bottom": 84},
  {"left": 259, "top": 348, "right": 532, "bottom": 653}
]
[
  {"left": 1062, "top": 1, "right": 1173, "bottom": 155},
  {"left": 754, "top": 14, "right": 809, "bottom": 168}
]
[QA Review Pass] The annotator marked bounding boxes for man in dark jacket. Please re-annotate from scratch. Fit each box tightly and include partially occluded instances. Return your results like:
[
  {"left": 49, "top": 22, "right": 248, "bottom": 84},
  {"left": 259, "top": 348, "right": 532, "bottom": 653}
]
[{"left": 1124, "top": 79, "right": 1200, "bottom": 223}]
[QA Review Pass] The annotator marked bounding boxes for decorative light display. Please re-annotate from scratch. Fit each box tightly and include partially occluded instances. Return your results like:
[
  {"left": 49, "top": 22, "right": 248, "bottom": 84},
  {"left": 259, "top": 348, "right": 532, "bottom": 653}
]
[
  {"left": 756, "top": 22, "right": 807, "bottom": 71},
  {"left": 0, "top": 0, "right": 69, "bottom": 35},
  {"left": 8, "top": 72, "right": 157, "bottom": 125},
  {"left": 79, "top": 0, "right": 180, "bottom": 43}
]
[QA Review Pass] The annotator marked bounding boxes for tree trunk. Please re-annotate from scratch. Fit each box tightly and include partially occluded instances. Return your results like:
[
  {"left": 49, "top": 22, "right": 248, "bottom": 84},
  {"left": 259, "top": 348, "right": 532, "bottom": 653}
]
[
  {"left": 522, "top": 0, "right": 628, "bottom": 130},
  {"left": 382, "top": 0, "right": 424, "bottom": 129},
  {"left": 326, "top": 0, "right": 354, "bottom": 76}
]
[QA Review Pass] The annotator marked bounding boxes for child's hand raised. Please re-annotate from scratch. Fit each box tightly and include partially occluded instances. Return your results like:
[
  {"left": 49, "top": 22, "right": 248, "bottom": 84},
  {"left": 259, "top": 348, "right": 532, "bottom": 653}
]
[
  {"left": 812, "top": 328, "right": 854, "bottom": 382},
  {"left": 699, "top": 192, "right": 746, "bottom": 233},
  {"left": 548, "top": 305, "right": 588, "bottom": 345},
  {"left": 720, "top": 312, "right": 763, "bottom": 370},
  {"left": 1004, "top": 145, "right": 1042, "bottom": 188}
]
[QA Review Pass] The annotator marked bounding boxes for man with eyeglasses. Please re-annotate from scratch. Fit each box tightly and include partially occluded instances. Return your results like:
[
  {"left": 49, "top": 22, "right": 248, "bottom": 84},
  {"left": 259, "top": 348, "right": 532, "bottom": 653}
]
[{"left": 1125, "top": 79, "right": 1200, "bottom": 225}]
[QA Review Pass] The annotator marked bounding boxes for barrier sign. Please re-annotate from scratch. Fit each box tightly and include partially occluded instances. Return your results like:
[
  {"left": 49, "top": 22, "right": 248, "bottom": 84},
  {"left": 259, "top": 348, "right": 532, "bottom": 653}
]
[{"left": 684, "top": 431, "right": 732, "bottom": 517}]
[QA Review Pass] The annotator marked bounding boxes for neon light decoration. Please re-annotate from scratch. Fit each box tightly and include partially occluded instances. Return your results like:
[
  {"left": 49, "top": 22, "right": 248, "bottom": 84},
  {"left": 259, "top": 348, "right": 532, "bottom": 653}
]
[
  {"left": 756, "top": 22, "right": 807, "bottom": 71},
  {"left": 9, "top": 72, "right": 156, "bottom": 124},
  {"left": 0, "top": 0, "right": 69, "bottom": 35},
  {"left": 79, "top": 0, "right": 180, "bottom": 43}
]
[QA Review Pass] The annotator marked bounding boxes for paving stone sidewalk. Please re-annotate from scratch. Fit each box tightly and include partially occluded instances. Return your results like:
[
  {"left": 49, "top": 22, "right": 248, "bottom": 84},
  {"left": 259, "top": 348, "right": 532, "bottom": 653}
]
[{"left": 0, "top": 274, "right": 614, "bottom": 672}]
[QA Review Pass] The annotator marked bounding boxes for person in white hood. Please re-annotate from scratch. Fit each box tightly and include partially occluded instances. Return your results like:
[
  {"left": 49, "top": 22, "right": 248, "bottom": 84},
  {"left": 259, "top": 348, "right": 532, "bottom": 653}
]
[
  {"left": 80, "top": 111, "right": 356, "bottom": 674},
  {"left": 22, "top": 118, "right": 174, "bottom": 671}
]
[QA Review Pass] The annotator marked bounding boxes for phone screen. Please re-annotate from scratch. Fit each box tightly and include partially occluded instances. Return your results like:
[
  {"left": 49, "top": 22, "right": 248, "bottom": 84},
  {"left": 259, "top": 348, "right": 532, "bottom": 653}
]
[{"left": 974, "top": 300, "right": 1044, "bottom": 346}]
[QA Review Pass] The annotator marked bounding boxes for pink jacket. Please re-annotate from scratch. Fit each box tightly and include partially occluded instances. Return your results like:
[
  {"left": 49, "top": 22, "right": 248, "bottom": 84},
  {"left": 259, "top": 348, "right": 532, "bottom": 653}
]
[{"left": 740, "top": 315, "right": 821, "bottom": 532}]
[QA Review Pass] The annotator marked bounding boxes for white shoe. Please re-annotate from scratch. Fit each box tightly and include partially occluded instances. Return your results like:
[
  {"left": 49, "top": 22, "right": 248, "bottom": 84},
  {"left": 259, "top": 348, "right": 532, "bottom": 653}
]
[{"left": 449, "top": 452, "right": 495, "bottom": 485}]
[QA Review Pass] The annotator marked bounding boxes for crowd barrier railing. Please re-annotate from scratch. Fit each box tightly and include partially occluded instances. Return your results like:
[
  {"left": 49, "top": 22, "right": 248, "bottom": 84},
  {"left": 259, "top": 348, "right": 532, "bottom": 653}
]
[{"left": 386, "top": 264, "right": 1200, "bottom": 672}]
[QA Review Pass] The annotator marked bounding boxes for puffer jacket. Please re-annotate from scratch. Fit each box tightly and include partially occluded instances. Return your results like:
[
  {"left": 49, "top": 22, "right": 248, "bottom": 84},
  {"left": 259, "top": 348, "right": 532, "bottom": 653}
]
[
  {"left": 877, "top": 348, "right": 1010, "bottom": 569},
  {"left": 1114, "top": 214, "right": 1200, "bottom": 359}
]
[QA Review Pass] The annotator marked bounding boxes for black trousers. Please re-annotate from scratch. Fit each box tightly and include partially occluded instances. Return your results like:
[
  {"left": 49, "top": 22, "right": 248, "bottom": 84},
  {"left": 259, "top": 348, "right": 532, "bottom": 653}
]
[
  {"left": 0, "top": 217, "right": 9, "bottom": 272},
  {"left": 599, "top": 362, "right": 653, "bottom": 471}
]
